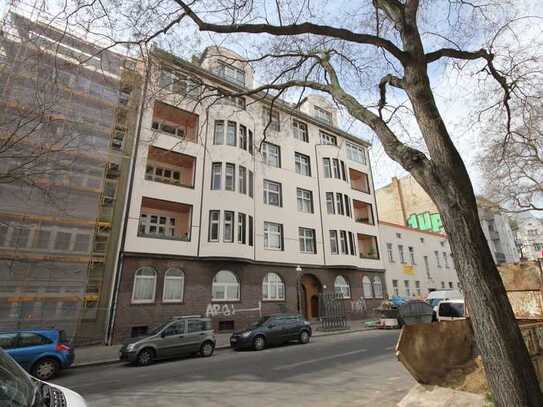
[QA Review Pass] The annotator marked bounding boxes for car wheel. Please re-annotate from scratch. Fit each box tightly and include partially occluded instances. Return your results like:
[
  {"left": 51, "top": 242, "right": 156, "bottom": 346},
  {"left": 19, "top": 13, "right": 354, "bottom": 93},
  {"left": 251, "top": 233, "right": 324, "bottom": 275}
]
[
  {"left": 299, "top": 330, "right": 310, "bottom": 344},
  {"left": 253, "top": 335, "right": 266, "bottom": 351},
  {"left": 200, "top": 341, "right": 215, "bottom": 357},
  {"left": 136, "top": 348, "right": 155, "bottom": 366},
  {"left": 32, "top": 358, "right": 59, "bottom": 380}
]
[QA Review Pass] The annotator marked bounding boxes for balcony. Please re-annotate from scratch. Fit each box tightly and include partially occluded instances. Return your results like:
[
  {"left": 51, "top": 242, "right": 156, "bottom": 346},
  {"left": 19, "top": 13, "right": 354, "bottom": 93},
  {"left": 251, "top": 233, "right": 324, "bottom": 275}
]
[
  {"left": 138, "top": 197, "right": 192, "bottom": 241},
  {"left": 145, "top": 146, "right": 196, "bottom": 188},
  {"left": 358, "top": 233, "right": 379, "bottom": 260},
  {"left": 151, "top": 101, "right": 198, "bottom": 143},
  {"left": 349, "top": 168, "right": 370, "bottom": 194},
  {"left": 353, "top": 200, "right": 374, "bottom": 225}
]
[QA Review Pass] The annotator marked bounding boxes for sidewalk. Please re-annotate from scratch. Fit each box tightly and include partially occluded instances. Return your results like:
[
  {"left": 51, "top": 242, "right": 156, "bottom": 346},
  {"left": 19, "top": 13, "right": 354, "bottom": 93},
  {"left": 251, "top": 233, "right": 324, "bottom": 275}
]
[{"left": 74, "top": 319, "right": 376, "bottom": 367}]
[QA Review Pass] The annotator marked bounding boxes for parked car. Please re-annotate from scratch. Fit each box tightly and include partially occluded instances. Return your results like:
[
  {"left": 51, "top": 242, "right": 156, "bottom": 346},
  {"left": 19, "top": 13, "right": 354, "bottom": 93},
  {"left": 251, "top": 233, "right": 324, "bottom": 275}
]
[
  {"left": 0, "top": 347, "right": 86, "bottom": 407},
  {"left": 230, "top": 314, "right": 312, "bottom": 351},
  {"left": 426, "top": 289, "right": 463, "bottom": 320},
  {"left": 119, "top": 316, "right": 216, "bottom": 366},
  {"left": 437, "top": 299, "right": 466, "bottom": 321},
  {"left": 0, "top": 328, "right": 74, "bottom": 380}
]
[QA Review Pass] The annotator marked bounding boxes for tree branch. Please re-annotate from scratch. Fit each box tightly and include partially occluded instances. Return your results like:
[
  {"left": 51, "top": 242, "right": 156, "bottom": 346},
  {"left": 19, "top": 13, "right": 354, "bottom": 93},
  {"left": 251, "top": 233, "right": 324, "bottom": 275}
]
[{"left": 378, "top": 73, "right": 404, "bottom": 118}]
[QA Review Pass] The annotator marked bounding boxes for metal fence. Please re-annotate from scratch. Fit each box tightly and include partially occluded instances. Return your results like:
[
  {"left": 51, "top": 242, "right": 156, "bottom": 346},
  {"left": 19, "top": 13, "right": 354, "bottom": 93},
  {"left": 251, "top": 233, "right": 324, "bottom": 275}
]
[{"left": 318, "top": 292, "right": 349, "bottom": 330}]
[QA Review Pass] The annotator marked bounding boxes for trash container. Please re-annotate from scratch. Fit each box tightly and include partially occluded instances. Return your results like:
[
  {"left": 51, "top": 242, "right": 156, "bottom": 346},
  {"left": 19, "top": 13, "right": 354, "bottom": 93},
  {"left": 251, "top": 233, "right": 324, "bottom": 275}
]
[{"left": 399, "top": 301, "right": 434, "bottom": 325}]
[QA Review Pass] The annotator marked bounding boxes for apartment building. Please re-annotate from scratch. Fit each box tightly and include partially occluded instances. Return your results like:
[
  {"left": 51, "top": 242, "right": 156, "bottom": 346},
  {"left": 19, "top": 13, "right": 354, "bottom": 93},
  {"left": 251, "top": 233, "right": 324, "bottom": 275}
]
[
  {"left": 378, "top": 222, "right": 460, "bottom": 299},
  {"left": 376, "top": 175, "right": 519, "bottom": 264},
  {"left": 0, "top": 13, "right": 139, "bottom": 344},
  {"left": 514, "top": 214, "right": 543, "bottom": 260},
  {"left": 109, "top": 46, "right": 385, "bottom": 341}
]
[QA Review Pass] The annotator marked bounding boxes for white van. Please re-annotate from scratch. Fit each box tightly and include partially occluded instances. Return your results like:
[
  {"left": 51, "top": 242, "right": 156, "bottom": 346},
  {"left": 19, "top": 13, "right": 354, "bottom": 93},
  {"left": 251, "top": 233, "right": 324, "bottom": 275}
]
[
  {"left": 437, "top": 299, "right": 466, "bottom": 321},
  {"left": 426, "top": 289, "right": 463, "bottom": 320},
  {"left": 0, "top": 347, "right": 87, "bottom": 407}
]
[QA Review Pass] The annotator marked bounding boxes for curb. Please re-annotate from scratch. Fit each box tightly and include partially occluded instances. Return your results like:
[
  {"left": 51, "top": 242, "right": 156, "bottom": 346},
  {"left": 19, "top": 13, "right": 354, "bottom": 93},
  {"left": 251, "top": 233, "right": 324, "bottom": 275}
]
[{"left": 72, "top": 326, "right": 378, "bottom": 368}]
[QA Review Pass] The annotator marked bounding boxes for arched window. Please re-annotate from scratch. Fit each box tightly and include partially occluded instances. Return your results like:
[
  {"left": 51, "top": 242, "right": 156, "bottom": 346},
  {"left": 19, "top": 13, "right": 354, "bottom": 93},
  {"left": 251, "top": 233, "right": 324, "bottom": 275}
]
[
  {"left": 132, "top": 267, "right": 157, "bottom": 303},
  {"left": 163, "top": 268, "right": 184, "bottom": 303},
  {"left": 362, "top": 276, "right": 373, "bottom": 299},
  {"left": 334, "top": 275, "right": 351, "bottom": 299},
  {"left": 262, "top": 273, "right": 285, "bottom": 301},
  {"left": 373, "top": 277, "right": 383, "bottom": 298},
  {"left": 212, "top": 270, "right": 240, "bottom": 301}
]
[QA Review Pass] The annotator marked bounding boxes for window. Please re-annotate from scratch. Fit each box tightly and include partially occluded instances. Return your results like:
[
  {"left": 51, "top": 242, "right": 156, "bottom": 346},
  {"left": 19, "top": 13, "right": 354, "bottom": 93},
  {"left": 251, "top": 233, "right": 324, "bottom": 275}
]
[
  {"left": 225, "top": 163, "right": 235, "bottom": 191},
  {"left": 404, "top": 280, "right": 411, "bottom": 297},
  {"left": 73, "top": 234, "right": 90, "bottom": 252},
  {"left": 340, "top": 161, "right": 347, "bottom": 181},
  {"left": 348, "top": 232, "right": 356, "bottom": 255},
  {"left": 323, "top": 158, "right": 332, "bottom": 178},
  {"left": 163, "top": 268, "right": 184, "bottom": 303},
  {"left": 332, "top": 159, "right": 341, "bottom": 178},
  {"left": 443, "top": 252, "right": 449, "bottom": 268},
  {"left": 415, "top": 281, "right": 421, "bottom": 297},
  {"left": 392, "top": 280, "right": 399, "bottom": 296},
  {"left": 326, "top": 192, "right": 335, "bottom": 214},
  {"left": 145, "top": 165, "right": 185, "bottom": 186},
  {"left": 0, "top": 333, "right": 17, "bottom": 349},
  {"left": 295, "top": 152, "right": 311, "bottom": 176},
  {"left": 159, "top": 68, "right": 201, "bottom": 97},
  {"left": 132, "top": 267, "right": 157, "bottom": 303},
  {"left": 346, "top": 142, "right": 367, "bottom": 164},
  {"left": 226, "top": 121, "right": 237, "bottom": 146},
  {"left": 223, "top": 211, "right": 234, "bottom": 242},
  {"left": 262, "top": 142, "right": 281, "bottom": 167},
  {"left": 344, "top": 195, "right": 351, "bottom": 217},
  {"left": 54, "top": 232, "right": 71, "bottom": 251},
  {"left": 262, "top": 273, "right": 285, "bottom": 301},
  {"left": 264, "top": 222, "right": 283, "bottom": 250},
  {"left": 239, "top": 125, "right": 248, "bottom": 150},
  {"left": 248, "top": 170, "right": 254, "bottom": 197},
  {"left": 449, "top": 281, "right": 454, "bottom": 289},
  {"left": 139, "top": 214, "right": 176, "bottom": 238},
  {"left": 387, "top": 243, "right": 394, "bottom": 263},
  {"left": 216, "top": 62, "right": 245, "bottom": 86},
  {"left": 214, "top": 120, "right": 225, "bottom": 144},
  {"left": 336, "top": 193, "right": 345, "bottom": 215},
  {"left": 362, "top": 276, "right": 373, "bottom": 298},
  {"left": 293, "top": 120, "right": 308, "bottom": 142},
  {"left": 263, "top": 180, "right": 282, "bottom": 207},
  {"left": 373, "top": 277, "right": 383, "bottom": 298},
  {"left": 239, "top": 166, "right": 247, "bottom": 194},
  {"left": 424, "top": 256, "right": 430, "bottom": 273},
  {"left": 248, "top": 216, "right": 254, "bottom": 246},
  {"left": 209, "top": 211, "right": 220, "bottom": 241},
  {"left": 263, "top": 107, "right": 280, "bottom": 131},
  {"left": 320, "top": 130, "right": 337, "bottom": 145},
  {"left": 315, "top": 106, "right": 333, "bottom": 125},
  {"left": 248, "top": 130, "right": 254, "bottom": 155},
  {"left": 238, "top": 213, "right": 247, "bottom": 244},
  {"left": 18, "top": 333, "right": 52, "bottom": 347},
  {"left": 435, "top": 250, "right": 442, "bottom": 268},
  {"left": 441, "top": 281, "right": 446, "bottom": 289},
  {"left": 409, "top": 247, "right": 416, "bottom": 265},
  {"left": 340, "top": 231, "right": 348, "bottom": 254},
  {"left": 330, "top": 230, "right": 339, "bottom": 254},
  {"left": 398, "top": 245, "right": 405, "bottom": 263},
  {"left": 212, "top": 270, "right": 240, "bottom": 301},
  {"left": 335, "top": 275, "right": 351, "bottom": 299},
  {"left": 297, "top": 188, "right": 314, "bottom": 213},
  {"left": 211, "top": 162, "right": 222, "bottom": 190},
  {"left": 299, "top": 227, "right": 316, "bottom": 254}
]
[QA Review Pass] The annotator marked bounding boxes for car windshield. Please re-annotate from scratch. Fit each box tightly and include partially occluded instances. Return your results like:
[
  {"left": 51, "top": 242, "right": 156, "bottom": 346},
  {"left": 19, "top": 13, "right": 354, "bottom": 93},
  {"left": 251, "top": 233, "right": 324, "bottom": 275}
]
[
  {"left": 250, "top": 316, "right": 271, "bottom": 327},
  {"left": 0, "top": 349, "right": 35, "bottom": 407}
]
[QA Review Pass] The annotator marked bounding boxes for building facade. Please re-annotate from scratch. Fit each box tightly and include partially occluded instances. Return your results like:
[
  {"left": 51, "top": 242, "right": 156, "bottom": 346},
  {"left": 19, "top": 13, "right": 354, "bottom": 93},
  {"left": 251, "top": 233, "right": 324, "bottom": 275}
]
[
  {"left": 376, "top": 176, "right": 519, "bottom": 264},
  {"left": 515, "top": 214, "right": 543, "bottom": 260},
  {"left": 110, "top": 47, "right": 385, "bottom": 342},
  {"left": 378, "top": 222, "right": 460, "bottom": 299},
  {"left": 0, "top": 12, "right": 139, "bottom": 344}
]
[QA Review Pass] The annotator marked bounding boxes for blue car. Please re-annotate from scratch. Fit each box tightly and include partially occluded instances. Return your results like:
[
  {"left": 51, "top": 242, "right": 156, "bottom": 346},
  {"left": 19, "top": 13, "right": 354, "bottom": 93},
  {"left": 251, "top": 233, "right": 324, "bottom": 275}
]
[{"left": 0, "top": 329, "right": 75, "bottom": 380}]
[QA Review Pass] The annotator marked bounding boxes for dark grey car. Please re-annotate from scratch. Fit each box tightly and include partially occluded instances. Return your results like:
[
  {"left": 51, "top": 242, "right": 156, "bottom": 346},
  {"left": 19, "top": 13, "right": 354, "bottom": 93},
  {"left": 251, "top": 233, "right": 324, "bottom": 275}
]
[{"left": 119, "top": 317, "right": 216, "bottom": 366}]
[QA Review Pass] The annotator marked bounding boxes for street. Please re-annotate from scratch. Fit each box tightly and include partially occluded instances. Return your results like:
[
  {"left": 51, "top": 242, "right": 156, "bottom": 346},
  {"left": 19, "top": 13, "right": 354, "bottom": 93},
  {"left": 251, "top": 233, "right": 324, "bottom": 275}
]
[{"left": 52, "top": 330, "right": 414, "bottom": 407}]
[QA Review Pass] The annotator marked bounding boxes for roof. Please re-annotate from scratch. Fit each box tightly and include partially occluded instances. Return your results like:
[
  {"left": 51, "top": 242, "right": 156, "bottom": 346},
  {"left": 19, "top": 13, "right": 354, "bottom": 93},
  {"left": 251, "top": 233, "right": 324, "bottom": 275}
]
[
  {"left": 151, "top": 47, "right": 372, "bottom": 149},
  {"left": 379, "top": 221, "right": 448, "bottom": 238}
]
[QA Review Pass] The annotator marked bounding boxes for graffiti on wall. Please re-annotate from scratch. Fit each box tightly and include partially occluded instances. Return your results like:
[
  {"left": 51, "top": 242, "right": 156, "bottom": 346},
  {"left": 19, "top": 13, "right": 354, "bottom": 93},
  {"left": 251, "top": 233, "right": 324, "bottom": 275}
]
[
  {"left": 407, "top": 211, "right": 444, "bottom": 233},
  {"left": 205, "top": 302, "right": 262, "bottom": 318},
  {"left": 350, "top": 297, "right": 367, "bottom": 313}
]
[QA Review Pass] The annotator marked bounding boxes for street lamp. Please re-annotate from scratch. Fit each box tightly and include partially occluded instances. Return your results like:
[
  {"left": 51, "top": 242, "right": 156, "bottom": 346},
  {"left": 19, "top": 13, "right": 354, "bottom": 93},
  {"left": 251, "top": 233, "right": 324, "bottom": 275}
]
[{"left": 296, "top": 265, "right": 302, "bottom": 314}]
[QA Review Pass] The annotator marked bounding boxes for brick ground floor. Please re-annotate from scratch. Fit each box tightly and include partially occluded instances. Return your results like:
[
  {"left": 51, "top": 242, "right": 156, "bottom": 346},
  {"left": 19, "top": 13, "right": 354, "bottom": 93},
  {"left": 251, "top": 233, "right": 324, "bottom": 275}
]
[{"left": 111, "top": 254, "right": 387, "bottom": 343}]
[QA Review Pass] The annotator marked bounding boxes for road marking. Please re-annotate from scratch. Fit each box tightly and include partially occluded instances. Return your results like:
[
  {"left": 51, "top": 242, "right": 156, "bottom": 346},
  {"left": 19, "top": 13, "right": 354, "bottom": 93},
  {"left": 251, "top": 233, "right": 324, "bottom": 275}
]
[
  {"left": 273, "top": 349, "right": 368, "bottom": 370},
  {"left": 385, "top": 346, "right": 395, "bottom": 351}
]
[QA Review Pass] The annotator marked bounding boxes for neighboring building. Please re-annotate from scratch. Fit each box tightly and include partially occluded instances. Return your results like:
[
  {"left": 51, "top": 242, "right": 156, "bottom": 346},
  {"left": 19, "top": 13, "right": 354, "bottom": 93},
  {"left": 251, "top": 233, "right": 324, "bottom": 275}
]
[
  {"left": 514, "top": 214, "right": 543, "bottom": 260},
  {"left": 109, "top": 46, "right": 385, "bottom": 342},
  {"left": 0, "top": 13, "right": 139, "bottom": 344},
  {"left": 376, "top": 175, "right": 520, "bottom": 264},
  {"left": 378, "top": 222, "right": 460, "bottom": 299}
]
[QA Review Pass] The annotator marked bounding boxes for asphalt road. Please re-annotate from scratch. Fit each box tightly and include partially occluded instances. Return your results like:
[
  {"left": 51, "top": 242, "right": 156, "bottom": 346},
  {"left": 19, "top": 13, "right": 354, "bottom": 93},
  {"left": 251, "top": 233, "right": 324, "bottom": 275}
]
[{"left": 52, "top": 330, "right": 414, "bottom": 407}]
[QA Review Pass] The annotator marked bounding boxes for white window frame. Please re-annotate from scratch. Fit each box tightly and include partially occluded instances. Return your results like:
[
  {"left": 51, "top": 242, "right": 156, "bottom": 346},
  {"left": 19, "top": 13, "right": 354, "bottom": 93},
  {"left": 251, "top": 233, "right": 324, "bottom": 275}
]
[
  {"left": 299, "top": 227, "right": 316, "bottom": 254},
  {"left": 293, "top": 119, "right": 308, "bottom": 142},
  {"left": 404, "top": 280, "right": 411, "bottom": 297},
  {"left": 409, "top": 246, "right": 416, "bottom": 265},
  {"left": 263, "top": 142, "right": 281, "bottom": 167},
  {"left": 320, "top": 130, "right": 337, "bottom": 145},
  {"left": 238, "top": 213, "right": 247, "bottom": 244},
  {"left": 435, "top": 250, "right": 442, "bottom": 268},
  {"left": 239, "top": 166, "right": 247, "bottom": 194},
  {"left": 131, "top": 267, "right": 157, "bottom": 304},
  {"left": 339, "top": 230, "right": 348, "bottom": 254},
  {"left": 332, "top": 158, "right": 341, "bottom": 178},
  {"left": 335, "top": 275, "right": 351, "bottom": 299},
  {"left": 330, "top": 230, "right": 339, "bottom": 254},
  {"left": 163, "top": 268, "right": 185, "bottom": 303},
  {"left": 139, "top": 213, "right": 176, "bottom": 238},
  {"left": 225, "top": 163, "right": 235, "bottom": 191},
  {"left": 373, "top": 277, "right": 383, "bottom": 298},
  {"left": 315, "top": 106, "right": 333, "bottom": 125},
  {"left": 295, "top": 152, "right": 311, "bottom": 176},
  {"left": 226, "top": 121, "right": 237, "bottom": 146},
  {"left": 362, "top": 276, "right": 373, "bottom": 298},
  {"left": 262, "top": 272, "right": 285, "bottom": 301},
  {"left": 263, "top": 107, "right": 280, "bottom": 131},
  {"left": 443, "top": 252, "right": 449, "bottom": 268},
  {"left": 211, "top": 162, "right": 222, "bottom": 190},
  {"left": 346, "top": 142, "right": 367, "bottom": 165},
  {"left": 216, "top": 62, "right": 245, "bottom": 86},
  {"left": 336, "top": 193, "right": 345, "bottom": 215},
  {"left": 209, "top": 210, "right": 220, "bottom": 242},
  {"left": 212, "top": 270, "right": 240, "bottom": 301},
  {"left": 264, "top": 222, "right": 283, "bottom": 250},
  {"left": 223, "top": 211, "right": 234, "bottom": 242},
  {"left": 416, "top": 281, "right": 421, "bottom": 297},
  {"left": 263, "top": 180, "right": 282, "bottom": 207},
  {"left": 398, "top": 245, "right": 405, "bottom": 263},
  {"left": 387, "top": 243, "right": 394, "bottom": 263},
  {"left": 326, "top": 192, "right": 335, "bottom": 214},
  {"left": 213, "top": 120, "right": 224, "bottom": 144},
  {"left": 297, "top": 188, "right": 313, "bottom": 213},
  {"left": 323, "top": 158, "right": 332, "bottom": 178},
  {"left": 392, "top": 279, "right": 399, "bottom": 296}
]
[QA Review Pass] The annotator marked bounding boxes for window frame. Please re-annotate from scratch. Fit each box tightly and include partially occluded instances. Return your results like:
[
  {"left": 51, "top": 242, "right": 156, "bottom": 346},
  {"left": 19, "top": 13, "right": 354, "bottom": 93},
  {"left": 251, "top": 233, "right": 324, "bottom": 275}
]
[
  {"left": 294, "top": 152, "right": 311, "bottom": 176},
  {"left": 264, "top": 222, "right": 283, "bottom": 251},
  {"left": 212, "top": 270, "right": 240, "bottom": 301},
  {"left": 262, "top": 272, "right": 286, "bottom": 301},
  {"left": 293, "top": 119, "right": 308, "bottom": 142},
  {"left": 162, "top": 268, "right": 185, "bottom": 303},
  {"left": 223, "top": 211, "right": 235, "bottom": 242},
  {"left": 225, "top": 163, "right": 236, "bottom": 191},
  {"left": 263, "top": 179, "right": 282, "bottom": 207},
  {"left": 335, "top": 275, "right": 351, "bottom": 299},
  {"left": 211, "top": 162, "right": 222, "bottom": 190},
  {"left": 297, "top": 188, "right": 314, "bottom": 213},
  {"left": 213, "top": 120, "right": 225, "bottom": 145},
  {"left": 330, "top": 230, "right": 339, "bottom": 255},
  {"left": 299, "top": 227, "right": 316, "bottom": 254},
  {"left": 131, "top": 267, "right": 157, "bottom": 304},
  {"left": 262, "top": 142, "right": 281, "bottom": 167},
  {"left": 362, "top": 276, "right": 373, "bottom": 298},
  {"left": 326, "top": 192, "right": 335, "bottom": 214},
  {"left": 346, "top": 142, "right": 367, "bottom": 165},
  {"left": 209, "top": 210, "right": 220, "bottom": 242}
]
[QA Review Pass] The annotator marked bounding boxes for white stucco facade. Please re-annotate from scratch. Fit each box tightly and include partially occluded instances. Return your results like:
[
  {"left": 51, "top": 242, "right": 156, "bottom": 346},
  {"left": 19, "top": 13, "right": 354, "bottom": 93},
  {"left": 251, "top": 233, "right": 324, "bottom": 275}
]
[
  {"left": 515, "top": 215, "right": 543, "bottom": 260},
  {"left": 378, "top": 222, "right": 461, "bottom": 299}
]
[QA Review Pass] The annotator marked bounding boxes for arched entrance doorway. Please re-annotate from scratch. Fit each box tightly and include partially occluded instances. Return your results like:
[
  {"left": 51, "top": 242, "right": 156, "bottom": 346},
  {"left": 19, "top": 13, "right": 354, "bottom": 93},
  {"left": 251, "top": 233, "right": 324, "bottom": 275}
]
[{"left": 300, "top": 274, "right": 322, "bottom": 320}]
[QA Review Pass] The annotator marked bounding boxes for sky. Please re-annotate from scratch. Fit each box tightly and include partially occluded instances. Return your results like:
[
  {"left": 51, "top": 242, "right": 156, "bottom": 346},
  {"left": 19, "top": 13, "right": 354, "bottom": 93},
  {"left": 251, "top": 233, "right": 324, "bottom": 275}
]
[{"left": 1, "top": 0, "right": 540, "bottom": 192}]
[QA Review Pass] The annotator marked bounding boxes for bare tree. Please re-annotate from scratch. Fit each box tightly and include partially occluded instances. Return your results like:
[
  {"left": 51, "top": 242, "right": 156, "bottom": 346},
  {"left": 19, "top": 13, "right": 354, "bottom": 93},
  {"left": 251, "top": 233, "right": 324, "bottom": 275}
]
[{"left": 57, "top": 0, "right": 543, "bottom": 404}]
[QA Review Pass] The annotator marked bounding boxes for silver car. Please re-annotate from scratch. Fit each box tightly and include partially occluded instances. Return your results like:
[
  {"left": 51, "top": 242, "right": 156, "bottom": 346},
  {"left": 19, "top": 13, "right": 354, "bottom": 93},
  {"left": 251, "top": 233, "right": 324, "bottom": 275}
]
[{"left": 119, "top": 317, "right": 216, "bottom": 366}]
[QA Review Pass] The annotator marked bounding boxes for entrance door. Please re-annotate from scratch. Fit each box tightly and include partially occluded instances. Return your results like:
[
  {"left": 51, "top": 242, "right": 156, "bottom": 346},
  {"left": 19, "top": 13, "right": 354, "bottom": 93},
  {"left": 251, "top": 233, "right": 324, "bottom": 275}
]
[
  {"left": 311, "top": 295, "right": 319, "bottom": 319},
  {"left": 301, "top": 274, "right": 322, "bottom": 320}
]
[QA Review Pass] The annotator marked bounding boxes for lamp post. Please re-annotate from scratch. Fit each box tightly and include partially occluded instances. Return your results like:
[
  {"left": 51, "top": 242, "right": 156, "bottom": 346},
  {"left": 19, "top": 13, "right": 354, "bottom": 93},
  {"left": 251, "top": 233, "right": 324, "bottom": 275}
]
[{"left": 296, "top": 265, "right": 302, "bottom": 315}]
